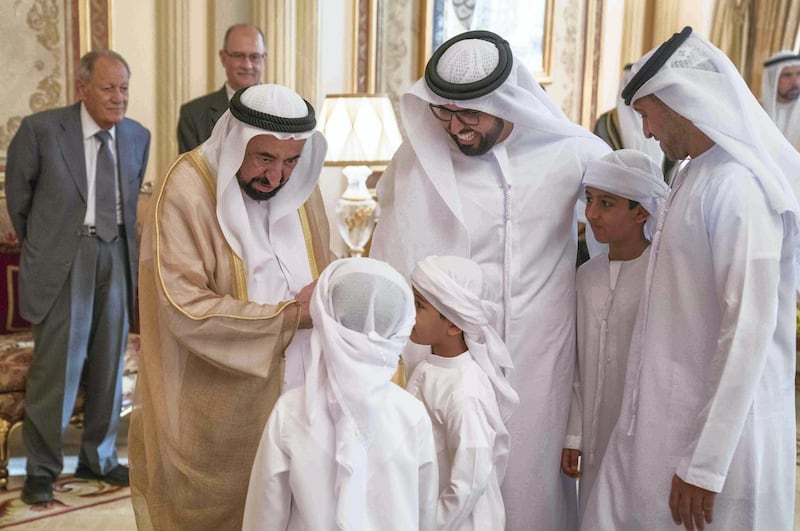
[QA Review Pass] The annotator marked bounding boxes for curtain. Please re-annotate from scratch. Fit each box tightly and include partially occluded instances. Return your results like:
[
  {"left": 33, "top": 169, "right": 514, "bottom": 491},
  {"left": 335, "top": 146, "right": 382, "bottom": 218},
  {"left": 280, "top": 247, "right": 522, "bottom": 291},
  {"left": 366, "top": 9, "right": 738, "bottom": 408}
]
[
  {"left": 252, "top": 0, "right": 320, "bottom": 106},
  {"left": 711, "top": 0, "right": 800, "bottom": 98}
]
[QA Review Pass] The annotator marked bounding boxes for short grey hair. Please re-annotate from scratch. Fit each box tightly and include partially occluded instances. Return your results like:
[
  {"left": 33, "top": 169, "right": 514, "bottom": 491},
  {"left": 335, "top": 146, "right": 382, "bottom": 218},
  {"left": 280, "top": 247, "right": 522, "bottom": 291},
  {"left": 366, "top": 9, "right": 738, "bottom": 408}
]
[{"left": 78, "top": 50, "right": 131, "bottom": 82}]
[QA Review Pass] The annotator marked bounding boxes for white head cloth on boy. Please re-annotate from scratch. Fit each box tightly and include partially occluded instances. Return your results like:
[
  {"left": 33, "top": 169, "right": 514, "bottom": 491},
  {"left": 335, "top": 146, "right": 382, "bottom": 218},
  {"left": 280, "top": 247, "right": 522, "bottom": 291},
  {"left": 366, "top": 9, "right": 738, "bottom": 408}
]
[
  {"left": 304, "top": 257, "right": 415, "bottom": 531},
  {"left": 411, "top": 255, "right": 519, "bottom": 423},
  {"left": 582, "top": 149, "right": 670, "bottom": 240}
]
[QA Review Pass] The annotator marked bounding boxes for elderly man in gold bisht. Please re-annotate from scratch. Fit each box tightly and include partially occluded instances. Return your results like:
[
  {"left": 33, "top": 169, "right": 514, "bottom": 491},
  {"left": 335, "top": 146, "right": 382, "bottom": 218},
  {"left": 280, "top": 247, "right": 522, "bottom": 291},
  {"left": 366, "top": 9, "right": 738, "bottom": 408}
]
[{"left": 129, "top": 83, "right": 333, "bottom": 531}]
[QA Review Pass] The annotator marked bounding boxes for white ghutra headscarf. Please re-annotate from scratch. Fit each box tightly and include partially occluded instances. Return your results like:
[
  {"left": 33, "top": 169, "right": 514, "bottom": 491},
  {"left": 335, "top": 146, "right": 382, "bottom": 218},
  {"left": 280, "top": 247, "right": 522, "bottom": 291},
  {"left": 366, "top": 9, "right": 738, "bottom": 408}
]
[
  {"left": 303, "top": 257, "right": 414, "bottom": 531},
  {"left": 624, "top": 30, "right": 800, "bottom": 231},
  {"left": 199, "top": 84, "right": 327, "bottom": 304},
  {"left": 760, "top": 51, "right": 800, "bottom": 148},
  {"left": 616, "top": 67, "right": 665, "bottom": 166},
  {"left": 410, "top": 255, "right": 519, "bottom": 423}
]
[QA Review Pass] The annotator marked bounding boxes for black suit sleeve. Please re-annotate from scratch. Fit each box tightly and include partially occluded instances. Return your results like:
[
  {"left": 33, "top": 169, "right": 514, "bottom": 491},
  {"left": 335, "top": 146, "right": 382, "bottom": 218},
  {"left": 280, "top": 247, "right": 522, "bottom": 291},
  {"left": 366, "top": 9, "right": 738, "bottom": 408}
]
[{"left": 177, "top": 104, "right": 199, "bottom": 154}]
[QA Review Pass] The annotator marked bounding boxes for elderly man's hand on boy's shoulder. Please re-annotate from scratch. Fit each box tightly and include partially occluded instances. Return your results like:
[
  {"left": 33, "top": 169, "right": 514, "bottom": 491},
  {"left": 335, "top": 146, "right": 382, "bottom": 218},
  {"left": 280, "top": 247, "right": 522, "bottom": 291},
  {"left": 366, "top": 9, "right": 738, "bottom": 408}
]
[{"left": 295, "top": 280, "right": 317, "bottom": 329}]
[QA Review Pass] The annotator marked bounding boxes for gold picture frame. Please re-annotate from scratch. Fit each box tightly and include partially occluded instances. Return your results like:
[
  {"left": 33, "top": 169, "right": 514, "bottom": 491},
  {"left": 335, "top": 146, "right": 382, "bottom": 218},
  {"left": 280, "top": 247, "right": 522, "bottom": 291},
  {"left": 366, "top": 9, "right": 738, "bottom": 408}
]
[
  {"left": 0, "top": 0, "right": 110, "bottom": 185},
  {"left": 353, "top": 0, "right": 379, "bottom": 93},
  {"left": 418, "top": 0, "right": 555, "bottom": 83}
]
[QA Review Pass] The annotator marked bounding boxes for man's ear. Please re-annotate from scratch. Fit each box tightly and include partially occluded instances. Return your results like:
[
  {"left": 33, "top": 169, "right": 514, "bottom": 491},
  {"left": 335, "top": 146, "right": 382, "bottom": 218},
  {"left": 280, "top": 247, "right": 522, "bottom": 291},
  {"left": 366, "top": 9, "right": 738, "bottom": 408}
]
[
  {"left": 634, "top": 205, "right": 650, "bottom": 224},
  {"left": 75, "top": 79, "right": 86, "bottom": 101}
]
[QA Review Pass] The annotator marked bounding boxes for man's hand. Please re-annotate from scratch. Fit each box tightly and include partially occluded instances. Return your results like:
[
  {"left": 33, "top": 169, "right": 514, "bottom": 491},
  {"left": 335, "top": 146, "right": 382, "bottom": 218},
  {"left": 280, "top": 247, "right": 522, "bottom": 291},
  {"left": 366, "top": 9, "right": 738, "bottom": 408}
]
[
  {"left": 295, "top": 280, "right": 317, "bottom": 329},
  {"left": 669, "top": 474, "right": 715, "bottom": 530},
  {"left": 560, "top": 448, "right": 581, "bottom": 478}
]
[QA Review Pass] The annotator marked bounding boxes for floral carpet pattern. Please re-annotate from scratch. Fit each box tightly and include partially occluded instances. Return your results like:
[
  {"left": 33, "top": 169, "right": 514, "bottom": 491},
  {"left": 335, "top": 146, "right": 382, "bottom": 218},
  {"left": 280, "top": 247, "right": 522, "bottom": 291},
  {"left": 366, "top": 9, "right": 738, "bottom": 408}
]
[{"left": 0, "top": 476, "right": 130, "bottom": 528}]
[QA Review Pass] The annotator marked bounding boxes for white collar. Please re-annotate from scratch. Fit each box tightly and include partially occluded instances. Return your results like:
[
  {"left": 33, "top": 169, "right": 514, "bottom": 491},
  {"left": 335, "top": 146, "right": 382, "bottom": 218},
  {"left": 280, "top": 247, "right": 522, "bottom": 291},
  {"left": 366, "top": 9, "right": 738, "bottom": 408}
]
[
  {"left": 80, "top": 103, "right": 116, "bottom": 140},
  {"left": 425, "top": 351, "right": 471, "bottom": 368},
  {"left": 225, "top": 83, "right": 236, "bottom": 100}
]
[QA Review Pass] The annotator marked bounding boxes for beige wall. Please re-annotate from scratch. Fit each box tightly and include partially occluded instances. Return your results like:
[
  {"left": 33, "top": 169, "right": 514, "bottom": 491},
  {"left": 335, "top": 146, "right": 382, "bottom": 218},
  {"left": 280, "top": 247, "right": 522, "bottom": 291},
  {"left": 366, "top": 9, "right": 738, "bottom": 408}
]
[{"left": 112, "top": 0, "right": 158, "bottom": 184}]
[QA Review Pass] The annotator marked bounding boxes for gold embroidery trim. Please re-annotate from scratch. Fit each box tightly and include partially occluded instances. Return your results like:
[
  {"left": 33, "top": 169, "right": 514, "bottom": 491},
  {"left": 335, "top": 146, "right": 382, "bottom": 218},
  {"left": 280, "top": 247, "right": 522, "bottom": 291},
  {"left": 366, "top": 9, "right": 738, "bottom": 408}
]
[
  {"left": 187, "top": 150, "right": 249, "bottom": 301},
  {"left": 153, "top": 151, "right": 296, "bottom": 321},
  {"left": 298, "top": 203, "right": 319, "bottom": 280}
]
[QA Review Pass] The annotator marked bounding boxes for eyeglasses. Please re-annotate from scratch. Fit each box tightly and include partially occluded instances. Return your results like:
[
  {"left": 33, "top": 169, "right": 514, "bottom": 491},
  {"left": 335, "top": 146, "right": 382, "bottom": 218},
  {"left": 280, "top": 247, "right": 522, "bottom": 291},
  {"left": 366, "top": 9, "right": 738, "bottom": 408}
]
[
  {"left": 223, "top": 51, "right": 265, "bottom": 63},
  {"left": 429, "top": 104, "right": 482, "bottom": 126}
]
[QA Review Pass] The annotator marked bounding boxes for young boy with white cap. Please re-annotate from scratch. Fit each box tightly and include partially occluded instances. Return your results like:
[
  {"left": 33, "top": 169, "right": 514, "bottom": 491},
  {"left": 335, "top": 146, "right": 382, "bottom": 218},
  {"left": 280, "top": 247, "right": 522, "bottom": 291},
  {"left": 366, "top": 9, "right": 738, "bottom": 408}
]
[
  {"left": 242, "top": 257, "right": 438, "bottom": 530},
  {"left": 406, "top": 255, "right": 519, "bottom": 530},
  {"left": 560, "top": 149, "right": 669, "bottom": 521}
]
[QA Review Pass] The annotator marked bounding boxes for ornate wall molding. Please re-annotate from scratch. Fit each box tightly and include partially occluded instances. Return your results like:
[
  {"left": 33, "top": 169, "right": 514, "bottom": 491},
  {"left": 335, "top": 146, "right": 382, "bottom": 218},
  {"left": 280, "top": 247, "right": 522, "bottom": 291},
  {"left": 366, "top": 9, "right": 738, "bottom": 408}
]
[
  {"left": 254, "top": 0, "right": 296, "bottom": 89},
  {"left": 354, "top": 0, "right": 375, "bottom": 92},
  {"left": 155, "top": 0, "right": 190, "bottom": 181},
  {"left": 550, "top": 0, "right": 585, "bottom": 122},
  {"left": 87, "top": 0, "right": 109, "bottom": 51},
  {"left": 253, "top": 1, "right": 318, "bottom": 104},
  {"left": 376, "top": 0, "right": 413, "bottom": 98},
  {"left": 0, "top": 0, "right": 109, "bottom": 180},
  {"left": 581, "top": 0, "right": 603, "bottom": 128},
  {"left": 621, "top": 0, "right": 653, "bottom": 66},
  {"left": 295, "top": 0, "right": 319, "bottom": 105},
  {"left": 364, "top": 0, "right": 588, "bottom": 124}
]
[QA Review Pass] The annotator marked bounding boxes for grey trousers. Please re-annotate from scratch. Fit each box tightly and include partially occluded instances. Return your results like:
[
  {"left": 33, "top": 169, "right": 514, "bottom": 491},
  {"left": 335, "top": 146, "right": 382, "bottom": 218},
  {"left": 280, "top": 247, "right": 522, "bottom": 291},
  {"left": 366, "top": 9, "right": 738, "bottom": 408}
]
[{"left": 23, "top": 232, "right": 129, "bottom": 479}]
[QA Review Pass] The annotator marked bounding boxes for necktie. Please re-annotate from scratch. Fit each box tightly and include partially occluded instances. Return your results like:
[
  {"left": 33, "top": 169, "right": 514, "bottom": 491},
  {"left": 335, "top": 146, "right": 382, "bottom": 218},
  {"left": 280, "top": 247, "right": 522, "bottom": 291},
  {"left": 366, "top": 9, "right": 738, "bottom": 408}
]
[{"left": 94, "top": 130, "right": 118, "bottom": 242}]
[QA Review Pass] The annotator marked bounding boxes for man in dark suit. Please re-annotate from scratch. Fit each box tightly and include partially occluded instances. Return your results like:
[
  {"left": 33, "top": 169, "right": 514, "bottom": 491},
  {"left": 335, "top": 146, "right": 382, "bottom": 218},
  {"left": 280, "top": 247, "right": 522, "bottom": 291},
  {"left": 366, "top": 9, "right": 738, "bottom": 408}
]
[
  {"left": 177, "top": 23, "right": 266, "bottom": 153},
  {"left": 5, "top": 49, "right": 150, "bottom": 505}
]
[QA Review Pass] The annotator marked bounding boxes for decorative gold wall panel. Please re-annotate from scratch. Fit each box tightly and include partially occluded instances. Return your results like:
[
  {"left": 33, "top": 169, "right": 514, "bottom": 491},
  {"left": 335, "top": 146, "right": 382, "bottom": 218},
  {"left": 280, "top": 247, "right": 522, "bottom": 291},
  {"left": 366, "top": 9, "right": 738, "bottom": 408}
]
[
  {"left": 0, "top": 0, "right": 108, "bottom": 181},
  {"left": 361, "top": 0, "right": 588, "bottom": 124}
]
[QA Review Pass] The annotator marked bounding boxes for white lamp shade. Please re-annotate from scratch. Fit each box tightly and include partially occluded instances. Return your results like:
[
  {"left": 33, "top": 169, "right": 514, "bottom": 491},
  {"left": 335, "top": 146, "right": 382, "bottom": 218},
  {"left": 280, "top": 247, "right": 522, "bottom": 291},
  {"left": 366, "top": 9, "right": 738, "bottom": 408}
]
[{"left": 318, "top": 94, "right": 402, "bottom": 165}]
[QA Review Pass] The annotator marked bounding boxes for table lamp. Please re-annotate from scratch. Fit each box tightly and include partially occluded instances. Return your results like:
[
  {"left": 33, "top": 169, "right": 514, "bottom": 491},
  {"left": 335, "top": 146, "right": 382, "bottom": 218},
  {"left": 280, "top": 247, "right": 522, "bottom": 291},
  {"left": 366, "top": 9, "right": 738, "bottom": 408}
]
[{"left": 317, "top": 94, "right": 402, "bottom": 256}]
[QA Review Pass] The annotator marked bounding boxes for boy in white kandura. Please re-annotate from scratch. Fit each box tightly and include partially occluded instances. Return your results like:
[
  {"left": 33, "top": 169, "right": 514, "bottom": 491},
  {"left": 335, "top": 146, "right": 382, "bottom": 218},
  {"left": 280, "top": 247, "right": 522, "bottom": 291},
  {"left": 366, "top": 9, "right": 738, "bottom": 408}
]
[
  {"left": 561, "top": 149, "right": 669, "bottom": 523},
  {"left": 407, "top": 255, "right": 519, "bottom": 530},
  {"left": 243, "top": 257, "right": 438, "bottom": 530}
]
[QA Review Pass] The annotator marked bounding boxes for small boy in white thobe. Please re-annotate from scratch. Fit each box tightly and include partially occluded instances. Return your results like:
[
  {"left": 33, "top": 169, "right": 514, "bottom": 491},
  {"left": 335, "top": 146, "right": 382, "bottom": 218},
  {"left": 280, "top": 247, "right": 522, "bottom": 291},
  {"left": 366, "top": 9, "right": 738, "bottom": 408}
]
[
  {"left": 406, "top": 255, "right": 519, "bottom": 531},
  {"left": 560, "top": 150, "right": 669, "bottom": 521},
  {"left": 243, "top": 257, "right": 438, "bottom": 531}
]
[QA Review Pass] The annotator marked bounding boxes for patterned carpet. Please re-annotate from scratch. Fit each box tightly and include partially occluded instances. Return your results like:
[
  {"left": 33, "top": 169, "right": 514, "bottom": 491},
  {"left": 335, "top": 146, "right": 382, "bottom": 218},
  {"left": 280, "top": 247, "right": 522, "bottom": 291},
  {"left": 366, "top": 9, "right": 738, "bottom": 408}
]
[{"left": 0, "top": 476, "right": 130, "bottom": 528}]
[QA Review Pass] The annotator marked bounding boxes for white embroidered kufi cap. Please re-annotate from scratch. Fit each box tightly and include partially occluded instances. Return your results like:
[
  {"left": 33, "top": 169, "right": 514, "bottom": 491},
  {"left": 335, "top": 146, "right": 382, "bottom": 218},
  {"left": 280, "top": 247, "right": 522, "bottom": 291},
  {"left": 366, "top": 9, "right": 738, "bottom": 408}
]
[
  {"left": 238, "top": 84, "right": 310, "bottom": 120},
  {"left": 424, "top": 30, "right": 514, "bottom": 101},
  {"left": 435, "top": 38, "right": 500, "bottom": 84}
]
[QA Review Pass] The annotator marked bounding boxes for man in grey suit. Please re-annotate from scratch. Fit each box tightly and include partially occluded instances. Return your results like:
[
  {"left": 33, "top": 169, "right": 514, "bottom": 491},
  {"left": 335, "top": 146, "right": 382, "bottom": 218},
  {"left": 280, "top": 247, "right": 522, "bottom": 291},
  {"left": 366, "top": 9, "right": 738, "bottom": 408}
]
[
  {"left": 5, "top": 49, "right": 150, "bottom": 505},
  {"left": 177, "top": 23, "right": 266, "bottom": 153}
]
